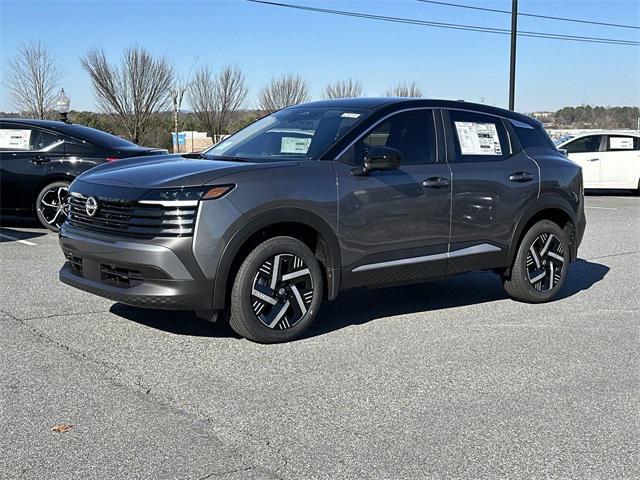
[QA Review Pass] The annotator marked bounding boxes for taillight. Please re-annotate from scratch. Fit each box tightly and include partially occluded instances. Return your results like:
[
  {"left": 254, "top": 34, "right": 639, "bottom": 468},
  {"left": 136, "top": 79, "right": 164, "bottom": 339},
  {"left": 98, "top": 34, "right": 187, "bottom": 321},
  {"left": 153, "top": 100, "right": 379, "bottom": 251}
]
[{"left": 106, "top": 157, "right": 120, "bottom": 162}]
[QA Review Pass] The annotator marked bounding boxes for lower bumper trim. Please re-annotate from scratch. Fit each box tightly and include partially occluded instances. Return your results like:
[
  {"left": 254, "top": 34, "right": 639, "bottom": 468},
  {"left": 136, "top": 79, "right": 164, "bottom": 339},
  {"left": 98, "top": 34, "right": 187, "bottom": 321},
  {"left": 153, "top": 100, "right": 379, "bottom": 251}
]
[{"left": 59, "top": 263, "right": 210, "bottom": 310}]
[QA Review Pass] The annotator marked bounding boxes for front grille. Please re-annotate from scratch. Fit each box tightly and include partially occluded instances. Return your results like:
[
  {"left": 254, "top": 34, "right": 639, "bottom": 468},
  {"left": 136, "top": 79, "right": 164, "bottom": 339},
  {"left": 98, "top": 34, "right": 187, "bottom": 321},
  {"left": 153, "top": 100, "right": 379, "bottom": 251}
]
[
  {"left": 67, "top": 194, "right": 198, "bottom": 237},
  {"left": 65, "top": 253, "right": 83, "bottom": 275},
  {"left": 100, "top": 264, "right": 143, "bottom": 288}
]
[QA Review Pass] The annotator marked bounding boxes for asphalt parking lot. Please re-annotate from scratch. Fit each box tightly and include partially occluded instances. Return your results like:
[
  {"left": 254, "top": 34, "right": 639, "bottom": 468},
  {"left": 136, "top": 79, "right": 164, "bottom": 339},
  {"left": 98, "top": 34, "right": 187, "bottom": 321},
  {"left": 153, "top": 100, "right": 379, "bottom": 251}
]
[{"left": 1, "top": 193, "right": 638, "bottom": 480}]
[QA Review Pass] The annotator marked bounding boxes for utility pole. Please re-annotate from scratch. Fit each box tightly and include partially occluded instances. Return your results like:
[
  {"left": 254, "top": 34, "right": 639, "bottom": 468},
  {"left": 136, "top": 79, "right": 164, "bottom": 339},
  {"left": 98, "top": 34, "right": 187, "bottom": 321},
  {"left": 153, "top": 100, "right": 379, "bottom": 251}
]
[{"left": 509, "top": 0, "right": 518, "bottom": 111}]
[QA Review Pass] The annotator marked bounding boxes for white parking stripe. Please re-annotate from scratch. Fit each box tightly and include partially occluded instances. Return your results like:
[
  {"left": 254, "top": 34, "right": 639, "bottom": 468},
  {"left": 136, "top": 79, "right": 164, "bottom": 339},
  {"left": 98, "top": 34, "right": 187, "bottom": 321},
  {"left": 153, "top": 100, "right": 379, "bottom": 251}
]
[
  {"left": 586, "top": 206, "right": 618, "bottom": 210},
  {"left": 0, "top": 233, "right": 38, "bottom": 246}
]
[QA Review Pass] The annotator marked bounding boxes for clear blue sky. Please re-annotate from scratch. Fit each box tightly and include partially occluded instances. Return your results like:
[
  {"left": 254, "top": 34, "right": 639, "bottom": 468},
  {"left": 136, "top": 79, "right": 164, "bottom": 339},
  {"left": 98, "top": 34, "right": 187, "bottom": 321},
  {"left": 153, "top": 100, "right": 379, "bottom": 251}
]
[{"left": 1, "top": 0, "right": 638, "bottom": 113}]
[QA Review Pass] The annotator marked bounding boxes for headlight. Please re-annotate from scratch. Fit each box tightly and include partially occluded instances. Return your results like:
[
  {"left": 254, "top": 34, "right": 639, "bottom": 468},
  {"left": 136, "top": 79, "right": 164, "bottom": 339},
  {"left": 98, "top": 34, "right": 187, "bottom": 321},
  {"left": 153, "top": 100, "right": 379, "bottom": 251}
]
[{"left": 139, "top": 185, "right": 234, "bottom": 206}]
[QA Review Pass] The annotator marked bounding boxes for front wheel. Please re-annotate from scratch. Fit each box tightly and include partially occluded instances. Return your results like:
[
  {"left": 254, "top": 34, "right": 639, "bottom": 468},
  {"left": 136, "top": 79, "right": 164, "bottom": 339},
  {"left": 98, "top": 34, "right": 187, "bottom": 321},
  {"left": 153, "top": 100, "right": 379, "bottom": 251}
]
[
  {"left": 503, "top": 220, "right": 570, "bottom": 303},
  {"left": 229, "top": 236, "right": 324, "bottom": 343},
  {"left": 36, "top": 181, "right": 70, "bottom": 232}
]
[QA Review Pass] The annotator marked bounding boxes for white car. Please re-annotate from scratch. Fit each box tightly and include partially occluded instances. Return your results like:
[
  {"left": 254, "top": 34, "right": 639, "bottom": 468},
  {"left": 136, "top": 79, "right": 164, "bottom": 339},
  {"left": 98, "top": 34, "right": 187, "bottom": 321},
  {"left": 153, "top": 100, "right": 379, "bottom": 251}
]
[{"left": 557, "top": 132, "right": 640, "bottom": 193}]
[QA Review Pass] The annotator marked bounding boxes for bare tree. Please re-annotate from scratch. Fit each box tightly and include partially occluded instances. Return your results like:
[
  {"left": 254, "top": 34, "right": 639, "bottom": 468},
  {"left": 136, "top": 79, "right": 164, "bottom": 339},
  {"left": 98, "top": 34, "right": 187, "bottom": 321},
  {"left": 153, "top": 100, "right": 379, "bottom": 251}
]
[
  {"left": 258, "top": 74, "right": 310, "bottom": 113},
  {"left": 384, "top": 81, "right": 423, "bottom": 98},
  {"left": 3, "top": 42, "right": 62, "bottom": 118},
  {"left": 188, "top": 65, "right": 248, "bottom": 140},
  {"left": 170, "top": 77, "right": 190, "bottom": 152},
  {"left": 81, "top": 46, "right": 174, "bottom": 143},
  {"left": 323, "top": 78, "right": 363, "bottom": 99}
]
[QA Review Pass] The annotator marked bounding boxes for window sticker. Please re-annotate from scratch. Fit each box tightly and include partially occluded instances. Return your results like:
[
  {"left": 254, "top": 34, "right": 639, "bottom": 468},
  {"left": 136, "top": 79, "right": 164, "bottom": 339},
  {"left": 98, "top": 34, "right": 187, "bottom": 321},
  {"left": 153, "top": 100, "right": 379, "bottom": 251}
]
[
  {"left": 609, "top": 137, "right": 633, "bottom": 150},
  {"left": 281, "top": 136, "right": 311, "bottom": 154},
  {"left": 455, "top": 122, "right": 502, "bottom": 155},
  {"left": 0, "top": 129, "right": 31, "bottom": 150},
  {"left": 341, "top": 112, "right": 361, "bottom": 119}
]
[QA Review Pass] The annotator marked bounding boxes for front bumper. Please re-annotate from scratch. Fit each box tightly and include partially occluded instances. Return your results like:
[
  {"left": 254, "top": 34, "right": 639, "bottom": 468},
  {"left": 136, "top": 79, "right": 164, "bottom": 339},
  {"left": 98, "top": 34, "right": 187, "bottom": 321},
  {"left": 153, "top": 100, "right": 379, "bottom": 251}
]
[{"left": 58, "top": 225, "right": 211, "bottom": 310}]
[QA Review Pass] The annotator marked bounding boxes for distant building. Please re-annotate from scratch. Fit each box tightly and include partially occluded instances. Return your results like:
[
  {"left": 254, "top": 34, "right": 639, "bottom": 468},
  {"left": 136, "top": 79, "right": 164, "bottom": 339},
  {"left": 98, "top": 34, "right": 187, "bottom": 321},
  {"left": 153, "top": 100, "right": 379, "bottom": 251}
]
[
  {"left": 530, "top": 111, "right": 555, "bottom": 121},
  {"left": 171, "top": 131, "right": 213, "bottom": 153}
]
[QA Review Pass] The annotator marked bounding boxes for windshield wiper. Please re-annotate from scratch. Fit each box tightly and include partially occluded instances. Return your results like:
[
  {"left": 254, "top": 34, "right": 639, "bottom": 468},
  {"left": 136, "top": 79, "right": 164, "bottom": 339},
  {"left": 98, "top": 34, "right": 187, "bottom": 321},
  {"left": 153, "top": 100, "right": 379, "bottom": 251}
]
[
  {"left": 181, "top": 152, "right": 206, "bottom": 159},
  {"left": 206, "top": 155, "right": 249, "bottom": 162}
]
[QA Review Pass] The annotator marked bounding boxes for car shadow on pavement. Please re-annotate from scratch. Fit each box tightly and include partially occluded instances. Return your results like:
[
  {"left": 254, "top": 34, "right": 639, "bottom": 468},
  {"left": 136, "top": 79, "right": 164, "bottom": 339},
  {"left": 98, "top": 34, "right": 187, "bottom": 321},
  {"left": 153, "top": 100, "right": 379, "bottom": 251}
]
[
  {"left": 109, "top": 303, "right": 241, "bottom": 338},
  {"left": 109, "top": 258, "right": 609, "bottom": 340},
  {"left": 304, "top": 258, "right": 609, "bottom": 338},
  {"left": 0, "top": 226, "right": 48, "bottom": 242}
]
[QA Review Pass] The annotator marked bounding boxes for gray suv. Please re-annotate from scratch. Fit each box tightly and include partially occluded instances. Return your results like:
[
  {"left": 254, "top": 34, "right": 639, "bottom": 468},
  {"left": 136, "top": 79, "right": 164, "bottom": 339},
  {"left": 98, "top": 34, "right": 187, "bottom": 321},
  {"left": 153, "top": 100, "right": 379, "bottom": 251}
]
[{"left": 59, "top": 98, "right": 585, "bottom": 343}]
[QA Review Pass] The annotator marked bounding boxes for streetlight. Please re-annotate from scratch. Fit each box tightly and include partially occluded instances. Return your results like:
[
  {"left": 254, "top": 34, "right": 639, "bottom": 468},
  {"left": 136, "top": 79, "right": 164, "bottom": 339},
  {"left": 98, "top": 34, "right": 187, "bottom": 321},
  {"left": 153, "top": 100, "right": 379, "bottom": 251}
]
[{"left": 56, "top": 89, "right": 70, "bottom": 123}]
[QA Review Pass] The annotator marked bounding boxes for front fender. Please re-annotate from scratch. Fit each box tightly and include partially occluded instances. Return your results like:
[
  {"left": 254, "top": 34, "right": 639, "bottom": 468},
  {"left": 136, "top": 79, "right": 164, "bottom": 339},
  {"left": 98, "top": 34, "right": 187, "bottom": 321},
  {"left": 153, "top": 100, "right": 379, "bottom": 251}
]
[{"left": 211, "top": 207, "right": 342, "bottom": 310}]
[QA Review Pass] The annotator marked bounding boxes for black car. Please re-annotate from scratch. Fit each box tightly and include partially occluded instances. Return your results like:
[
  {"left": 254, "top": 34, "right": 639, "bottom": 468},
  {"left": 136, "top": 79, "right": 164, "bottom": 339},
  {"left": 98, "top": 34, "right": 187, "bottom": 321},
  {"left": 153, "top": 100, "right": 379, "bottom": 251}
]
[
  {"left": 58, "top": 98, "right": 585, "bottom": 343},
  {"left": 0, "top": 119, "right": 166, "bottom": 230}
]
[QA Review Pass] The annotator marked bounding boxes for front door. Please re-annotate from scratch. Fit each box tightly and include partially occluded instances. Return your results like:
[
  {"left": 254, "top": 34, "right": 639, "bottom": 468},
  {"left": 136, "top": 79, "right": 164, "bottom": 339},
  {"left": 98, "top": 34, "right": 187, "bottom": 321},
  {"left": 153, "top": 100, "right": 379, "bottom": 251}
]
[
  {"left": 564, "top": 134, "right": 605, "bottom": 188},
  {"left": 443, "top": 109, "right": 540, "bottom": 274},
  {"left": 334, "top": 109, "right": 452, "bottom": 287}
]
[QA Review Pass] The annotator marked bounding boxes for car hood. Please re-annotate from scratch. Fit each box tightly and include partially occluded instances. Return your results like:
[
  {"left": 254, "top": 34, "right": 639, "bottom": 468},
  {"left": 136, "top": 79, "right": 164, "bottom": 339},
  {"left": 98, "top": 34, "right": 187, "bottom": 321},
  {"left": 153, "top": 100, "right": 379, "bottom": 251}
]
[{"left": 77, "top": 154, "right": 290, "bottom": 188}]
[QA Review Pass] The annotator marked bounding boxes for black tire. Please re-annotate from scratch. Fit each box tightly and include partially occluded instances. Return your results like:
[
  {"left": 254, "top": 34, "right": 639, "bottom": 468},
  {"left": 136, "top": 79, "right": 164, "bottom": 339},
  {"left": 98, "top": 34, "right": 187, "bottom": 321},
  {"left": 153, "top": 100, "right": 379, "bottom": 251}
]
[
  {"left": 503, "top": 220, "right": 570, "bottom": 303},
  {"left": 229, "top": 236, "right": 324, "bottom": 343},
  {"left": 35, "top": 181, "right": 70, "bottom": 232}
]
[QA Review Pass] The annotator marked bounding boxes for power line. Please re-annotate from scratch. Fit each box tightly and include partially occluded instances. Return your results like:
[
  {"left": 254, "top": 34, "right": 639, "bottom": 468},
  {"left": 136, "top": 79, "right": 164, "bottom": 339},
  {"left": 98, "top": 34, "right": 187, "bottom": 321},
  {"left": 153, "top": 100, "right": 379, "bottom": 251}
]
[
  {"left": 416, "top": 0, "right": 640, "bottom": 31},
  {"left": 247, "top": 1, "right": 640, "bottom": 46}
]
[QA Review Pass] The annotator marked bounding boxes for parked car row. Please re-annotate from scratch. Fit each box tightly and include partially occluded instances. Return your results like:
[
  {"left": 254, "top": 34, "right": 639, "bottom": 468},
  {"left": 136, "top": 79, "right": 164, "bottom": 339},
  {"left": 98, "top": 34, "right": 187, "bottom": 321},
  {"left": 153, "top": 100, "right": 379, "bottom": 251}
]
[
  {"left": 0, "top": 119, "right": 166, "bottom": 230},
  {"left": 557, "top": 132, "right": 640, "bottom": 193}
]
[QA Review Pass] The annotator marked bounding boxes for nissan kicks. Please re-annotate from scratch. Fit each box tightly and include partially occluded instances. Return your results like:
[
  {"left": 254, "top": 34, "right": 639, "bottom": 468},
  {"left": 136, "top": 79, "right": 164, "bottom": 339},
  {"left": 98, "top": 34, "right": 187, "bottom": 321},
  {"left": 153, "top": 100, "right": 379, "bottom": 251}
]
[{"left": 58, "top": 98, "right": 585, "bottom": 343}]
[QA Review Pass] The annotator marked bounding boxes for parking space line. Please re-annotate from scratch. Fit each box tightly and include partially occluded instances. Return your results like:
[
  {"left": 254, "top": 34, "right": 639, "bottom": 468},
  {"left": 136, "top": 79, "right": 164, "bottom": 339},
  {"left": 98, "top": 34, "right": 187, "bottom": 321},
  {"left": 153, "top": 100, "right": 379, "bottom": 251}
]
[
  {"left": 585, "top": 206, "right": 618, "bottom": 210},
  {"left": 0, "top": 233, "right": 38, "bottom": 246}
]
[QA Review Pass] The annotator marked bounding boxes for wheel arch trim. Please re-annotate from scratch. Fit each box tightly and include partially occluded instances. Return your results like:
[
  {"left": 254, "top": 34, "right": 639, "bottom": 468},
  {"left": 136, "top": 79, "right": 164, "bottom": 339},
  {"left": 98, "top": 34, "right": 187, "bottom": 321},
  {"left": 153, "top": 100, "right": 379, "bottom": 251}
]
[
  {"left": 211, "top": 207, "right": 341, "bottom": 310},
  {"left": 508, "top": 196, "right": 580, "bottom": 268}
]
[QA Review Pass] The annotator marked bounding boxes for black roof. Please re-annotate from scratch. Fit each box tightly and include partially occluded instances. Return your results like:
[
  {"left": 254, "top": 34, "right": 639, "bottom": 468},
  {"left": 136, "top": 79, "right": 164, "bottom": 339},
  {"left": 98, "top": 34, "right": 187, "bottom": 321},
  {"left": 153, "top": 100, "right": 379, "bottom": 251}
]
[
  {"left": 296, "top": 97, "right": 538, "bottom": 126},
  {"left": 1, "top": 118, "right": 87, "bottom": 132},
  {"left": 0, "top": 118, "right": 139, "bottom": 148}
]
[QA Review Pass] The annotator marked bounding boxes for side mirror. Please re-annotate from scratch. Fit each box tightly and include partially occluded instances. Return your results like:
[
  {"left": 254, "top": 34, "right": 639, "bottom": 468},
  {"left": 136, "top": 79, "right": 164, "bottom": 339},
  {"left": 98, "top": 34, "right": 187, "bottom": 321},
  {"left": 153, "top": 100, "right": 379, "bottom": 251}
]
[
  {"left": 363, "top": 146, "right": 402, "bottom": 172},
  {"left": 558, "top": 148, "right": 568, "bottom": 157}
]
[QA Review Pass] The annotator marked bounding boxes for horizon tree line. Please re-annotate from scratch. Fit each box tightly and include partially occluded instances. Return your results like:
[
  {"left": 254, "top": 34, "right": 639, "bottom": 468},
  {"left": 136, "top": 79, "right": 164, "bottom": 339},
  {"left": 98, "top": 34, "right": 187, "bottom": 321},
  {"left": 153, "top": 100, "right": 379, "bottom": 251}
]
[
  {"left": 4, "top": 42, "right": 638, "bottom": 147},
  {"left": 3, "top": 43, "right": 425, "bottom": 141}
]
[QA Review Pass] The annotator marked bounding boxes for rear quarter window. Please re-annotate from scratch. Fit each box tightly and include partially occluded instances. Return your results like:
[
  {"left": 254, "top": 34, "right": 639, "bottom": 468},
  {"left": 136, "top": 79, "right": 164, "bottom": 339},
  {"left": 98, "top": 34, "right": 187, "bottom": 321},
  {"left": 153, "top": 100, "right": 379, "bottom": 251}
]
[{"left": 510, "top": 119, "right": 556, "bottom": 150}]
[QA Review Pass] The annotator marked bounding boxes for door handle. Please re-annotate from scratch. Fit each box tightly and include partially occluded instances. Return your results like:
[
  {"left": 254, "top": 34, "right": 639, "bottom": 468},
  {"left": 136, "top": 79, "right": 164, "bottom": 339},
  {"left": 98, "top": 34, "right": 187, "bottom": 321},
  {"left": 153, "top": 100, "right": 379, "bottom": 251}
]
[
  {"left": 31, "top": 155, "right": 50, "bottom": 164},
  {"left": 509, "top": 172, "right": 534, "bottom": 183},
  {"left": 422, "top": 177, "right": 449, "bottom": 188},
  {"left": 587, "top": 158, "right": 600, "bottom": 162}
]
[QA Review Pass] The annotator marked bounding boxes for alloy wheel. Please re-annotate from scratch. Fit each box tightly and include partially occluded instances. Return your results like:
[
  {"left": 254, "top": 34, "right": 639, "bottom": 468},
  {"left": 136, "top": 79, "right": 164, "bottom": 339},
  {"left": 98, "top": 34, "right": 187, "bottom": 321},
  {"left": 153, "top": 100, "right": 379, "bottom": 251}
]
[
  {"left": 526, "top": 232, "right": 565, "bottom": 292},
  {"left": 250, "top": 254, "right": 314, "bottom": 330},
  {"left": 38, "top": 185, "right": 69, "bottom": 229}
]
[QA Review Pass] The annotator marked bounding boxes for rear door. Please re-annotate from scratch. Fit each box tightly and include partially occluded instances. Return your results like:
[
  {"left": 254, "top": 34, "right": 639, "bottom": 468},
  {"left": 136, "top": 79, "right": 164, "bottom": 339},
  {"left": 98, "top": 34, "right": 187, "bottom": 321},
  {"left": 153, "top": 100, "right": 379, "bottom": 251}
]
[
  {"left": 334, "top": 108, "right": 452, "bottom": 287},
  {"left": 0, "top": 124, "right": 66, "bottom": 213},
  {"left": 563, "top": 135, "right": 604, "bottom": 188},
  {"left": 443, "top": 109, "right": 539, "bottom": 274},
  {"left": 600, "top": 135, "right": 640, "bottom": 188}
]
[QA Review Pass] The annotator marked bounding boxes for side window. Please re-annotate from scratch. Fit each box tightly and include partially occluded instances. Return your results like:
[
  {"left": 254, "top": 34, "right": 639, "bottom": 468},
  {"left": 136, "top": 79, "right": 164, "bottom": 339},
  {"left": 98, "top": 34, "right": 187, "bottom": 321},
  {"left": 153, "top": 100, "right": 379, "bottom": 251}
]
[
  {"left": 510, "top": 119, "right": 555, "bottom": 150},
  {"left": 448, "top": 110, "right": 509, "bottom": 162},
  {"left": 342, "top": 110, "right": 436, "bottom": 165},
  {"left": 565, "top": 135, "right": 603, "bottom": 154},
  {"left": 30, "top": 128, "right": 63, "bottom": 151},
  {"left": 0, "top": 126, "right": 34, "bottom": 151},
  {"left": 606, "top": 136, "right": 639, "bottom": 152}
]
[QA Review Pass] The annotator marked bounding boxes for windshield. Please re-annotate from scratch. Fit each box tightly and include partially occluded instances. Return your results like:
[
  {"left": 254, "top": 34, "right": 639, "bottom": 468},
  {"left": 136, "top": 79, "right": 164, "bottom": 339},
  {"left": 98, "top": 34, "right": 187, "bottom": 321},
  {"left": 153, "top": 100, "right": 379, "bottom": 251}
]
[{"left": 205, "top": 106, "right": 369, "bottom": 161}]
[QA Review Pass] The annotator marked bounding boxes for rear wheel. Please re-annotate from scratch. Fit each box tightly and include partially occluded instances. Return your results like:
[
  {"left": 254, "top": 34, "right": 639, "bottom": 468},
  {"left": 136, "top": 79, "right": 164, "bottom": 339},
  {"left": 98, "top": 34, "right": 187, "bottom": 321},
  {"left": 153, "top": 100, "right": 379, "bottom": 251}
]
[
  {"left": 503, "top": 220, "right": 569, "bottom": 303},
  {"left": 229, "top": 236, "right": 323, "bottom": 343},
  {"left": 36, "top": 181, "right": 70, "bottom": 232}
]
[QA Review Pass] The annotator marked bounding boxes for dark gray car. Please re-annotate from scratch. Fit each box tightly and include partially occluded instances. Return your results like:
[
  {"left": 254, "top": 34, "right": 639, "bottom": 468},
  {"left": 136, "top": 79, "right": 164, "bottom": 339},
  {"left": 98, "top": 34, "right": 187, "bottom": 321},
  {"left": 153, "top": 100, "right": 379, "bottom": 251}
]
[{"left": 58, "top": 98, "right": 585, "bottom": 343}]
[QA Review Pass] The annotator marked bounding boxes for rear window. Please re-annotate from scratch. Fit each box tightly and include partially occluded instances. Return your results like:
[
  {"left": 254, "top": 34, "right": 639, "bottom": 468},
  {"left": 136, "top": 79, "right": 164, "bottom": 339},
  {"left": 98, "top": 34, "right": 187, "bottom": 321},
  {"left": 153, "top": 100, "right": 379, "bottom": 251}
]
[
  {"left": 607, "top": 136, "right": 640, "bottom": 151},
  {"left": 510, "top": 119, "right": 555, "bottom": 150},
  {"left": 62, "top": 124, "right": 137, "bottom": 148}
]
